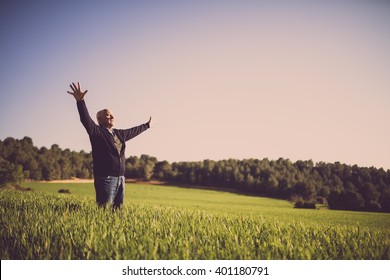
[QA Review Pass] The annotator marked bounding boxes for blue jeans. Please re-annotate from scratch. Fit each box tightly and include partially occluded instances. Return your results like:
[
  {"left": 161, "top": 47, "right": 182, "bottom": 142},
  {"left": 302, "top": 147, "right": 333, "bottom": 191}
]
[{"left": 94, "top": 176, "right": 125, "bottom": 208}]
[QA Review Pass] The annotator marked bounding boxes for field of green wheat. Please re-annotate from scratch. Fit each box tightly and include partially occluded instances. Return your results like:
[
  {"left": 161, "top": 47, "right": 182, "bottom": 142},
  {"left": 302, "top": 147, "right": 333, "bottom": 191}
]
[{"left": 0, "top": 182, "right": 389, "bottom": 259}]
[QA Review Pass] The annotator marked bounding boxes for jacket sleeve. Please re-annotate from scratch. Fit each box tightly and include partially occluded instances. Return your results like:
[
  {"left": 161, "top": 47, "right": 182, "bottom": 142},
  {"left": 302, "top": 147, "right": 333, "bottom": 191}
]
[
  {"left": 121, "top": 123, "right": 150, "bottom": 142},
  {"left": 76, "top": 100, "right": 99, "bottom": 136}
]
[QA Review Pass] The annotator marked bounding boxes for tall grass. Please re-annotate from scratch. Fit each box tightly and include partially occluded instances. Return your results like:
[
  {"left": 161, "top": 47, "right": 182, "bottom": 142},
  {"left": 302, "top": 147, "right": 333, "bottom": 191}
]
[{"left": 1, "top": 190, "right": 388, "bottom": 260}]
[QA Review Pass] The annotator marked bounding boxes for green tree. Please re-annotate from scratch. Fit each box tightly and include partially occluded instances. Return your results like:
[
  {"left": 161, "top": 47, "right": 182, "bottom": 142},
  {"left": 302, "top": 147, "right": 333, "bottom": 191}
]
[
  {"left": 0, "top": 158, "right": 24, "bottom": 187},
  {"left": 153, "top": 160, "right": 172, "bottom": 181},
  {"left": 360, "top": 182, "right": 381, "bottom": 211}
]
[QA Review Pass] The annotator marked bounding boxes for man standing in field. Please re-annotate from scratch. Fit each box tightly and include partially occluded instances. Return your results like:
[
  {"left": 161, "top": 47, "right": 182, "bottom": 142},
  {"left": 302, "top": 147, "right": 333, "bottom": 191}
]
[{"left": 67, "top": 82, "right": 151, "bottom": 209}]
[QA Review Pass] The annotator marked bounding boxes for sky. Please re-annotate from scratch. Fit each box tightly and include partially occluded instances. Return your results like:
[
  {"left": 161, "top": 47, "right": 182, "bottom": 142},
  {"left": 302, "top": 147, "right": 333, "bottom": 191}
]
[{"left": 1, "top": 0, "right": 389, "bottom": 170}]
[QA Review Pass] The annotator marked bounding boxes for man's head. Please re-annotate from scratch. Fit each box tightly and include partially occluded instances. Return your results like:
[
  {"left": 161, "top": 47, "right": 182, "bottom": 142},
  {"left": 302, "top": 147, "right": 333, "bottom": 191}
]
[{"left": 96, "top": 109, "right": 115, "bottom": 129}]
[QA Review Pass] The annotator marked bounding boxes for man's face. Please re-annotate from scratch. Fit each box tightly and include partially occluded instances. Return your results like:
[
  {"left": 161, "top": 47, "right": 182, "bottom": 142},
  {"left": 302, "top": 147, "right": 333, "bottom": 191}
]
[{"left": 97, "top": 109, "right": 115, "bottom": 129}]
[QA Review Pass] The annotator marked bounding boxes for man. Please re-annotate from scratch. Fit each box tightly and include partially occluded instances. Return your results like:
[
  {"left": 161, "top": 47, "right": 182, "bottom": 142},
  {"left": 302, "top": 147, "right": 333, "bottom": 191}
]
[{"left": 67, "top": 82, "right": 151, "bottom": 208}]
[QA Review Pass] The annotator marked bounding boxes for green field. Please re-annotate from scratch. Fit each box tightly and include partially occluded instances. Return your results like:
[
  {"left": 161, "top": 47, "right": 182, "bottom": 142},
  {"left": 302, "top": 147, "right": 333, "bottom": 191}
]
[{"left": 0, "top": 181, "right": 389, "bottom": 259}]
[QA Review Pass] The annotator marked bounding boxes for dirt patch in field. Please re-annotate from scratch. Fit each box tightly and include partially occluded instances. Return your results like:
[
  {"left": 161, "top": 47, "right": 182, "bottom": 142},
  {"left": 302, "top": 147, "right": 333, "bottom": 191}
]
[
  {"left": 42, "top": 178, "right": 94, "bottom": 183},
  {"left": 125, "top": 179, "right": 167, "bottom": 185},
  {"left": 42, "top": 178, "right": 164, "bottom": 184}
]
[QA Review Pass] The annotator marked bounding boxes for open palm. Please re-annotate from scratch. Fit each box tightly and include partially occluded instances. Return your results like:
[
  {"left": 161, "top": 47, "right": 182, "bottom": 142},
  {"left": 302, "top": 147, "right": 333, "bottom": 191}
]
[{"left": 67, "top": 82, "right": 88, "bottom": 101}]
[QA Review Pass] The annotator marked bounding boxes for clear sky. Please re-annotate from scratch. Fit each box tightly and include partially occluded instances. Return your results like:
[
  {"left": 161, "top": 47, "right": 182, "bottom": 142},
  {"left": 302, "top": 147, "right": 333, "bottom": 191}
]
[{"left": 1, "top": 0, "right": 389, "bottom": 170}]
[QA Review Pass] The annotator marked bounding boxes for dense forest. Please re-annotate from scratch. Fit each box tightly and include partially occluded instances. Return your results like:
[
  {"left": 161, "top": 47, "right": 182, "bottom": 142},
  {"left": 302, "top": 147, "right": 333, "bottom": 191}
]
[
  {"left": 1, "top": 136, "right": 389, "bottom": 212},
  {"left": 0, "top": 137, "right": 93, "bottom": 182}
]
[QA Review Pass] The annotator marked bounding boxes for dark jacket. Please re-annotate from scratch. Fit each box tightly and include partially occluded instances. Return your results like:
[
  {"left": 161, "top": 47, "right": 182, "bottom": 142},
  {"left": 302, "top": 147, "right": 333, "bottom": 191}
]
[{"left": 77, "top": 100, "right": 149, "bottom": 177}]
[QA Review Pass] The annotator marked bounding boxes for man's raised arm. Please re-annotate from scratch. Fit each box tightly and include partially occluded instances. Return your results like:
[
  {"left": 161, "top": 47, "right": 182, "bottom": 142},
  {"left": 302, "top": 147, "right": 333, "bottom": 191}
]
[{"left": 67, "top": 82, "right": 97, "bottom": 135}]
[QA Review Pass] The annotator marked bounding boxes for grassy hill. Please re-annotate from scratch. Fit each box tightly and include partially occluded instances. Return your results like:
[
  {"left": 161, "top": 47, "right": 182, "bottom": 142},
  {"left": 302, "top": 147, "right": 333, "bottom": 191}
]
[
  {"left": 0, "top": 181, "right": 388, "bottom": 259},
  {"left": 22, "top": 181, "right": 390, "bottom": 229}
]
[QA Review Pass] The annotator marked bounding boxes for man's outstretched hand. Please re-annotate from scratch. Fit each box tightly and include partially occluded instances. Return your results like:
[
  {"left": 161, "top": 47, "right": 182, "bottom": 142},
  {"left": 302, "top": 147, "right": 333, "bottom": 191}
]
[
  {"left": 67, "top": 82, "right": 88, "bottom": 101},
  {"left": 147, "top": 116, "right": 152, "bottom": 127}
]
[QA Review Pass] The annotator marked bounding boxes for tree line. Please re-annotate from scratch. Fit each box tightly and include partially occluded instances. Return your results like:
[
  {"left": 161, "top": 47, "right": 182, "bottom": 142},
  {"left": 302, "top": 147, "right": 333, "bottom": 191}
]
[
  {"left": 0, "top": 137, "right": 92, "bottom": 183},
  {"left": 1, "top": 136, "right": 389, "bottom": 212},
  {"left": 125, "top": 155, "right": 390, "bottom": 212}
]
